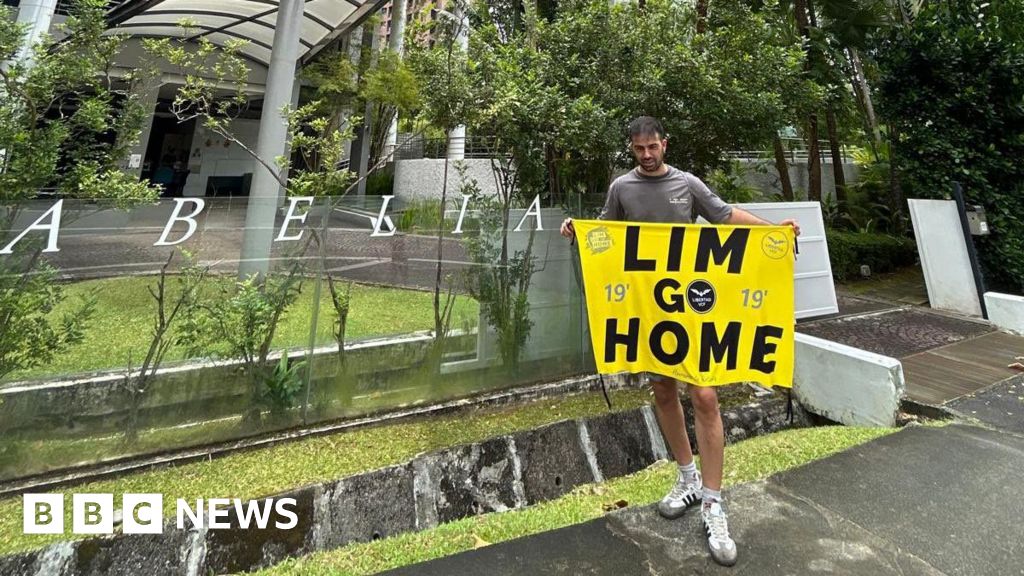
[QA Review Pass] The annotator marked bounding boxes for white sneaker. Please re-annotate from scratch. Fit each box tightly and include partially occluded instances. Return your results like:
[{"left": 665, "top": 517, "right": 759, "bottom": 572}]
[
  {"left": 657, "top": 469, "right": 702, "bottom": 519},
  {"left": 702, "top": 500, "right": 738, "bottom": 567}
]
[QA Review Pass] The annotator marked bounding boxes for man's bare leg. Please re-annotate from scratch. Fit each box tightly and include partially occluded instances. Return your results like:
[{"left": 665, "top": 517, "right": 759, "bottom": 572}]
[
  {"left": 651, "top": 376, "right": 703, "bottom": 520},
  {"left": 687, "top": 385, "right": 724, "bottom": 491},
  {"left": 688, "top": 384, "right": 736, "bottom": 567},
  {"left": 650, "top": 376, "right": 694, "bottom": 465}
]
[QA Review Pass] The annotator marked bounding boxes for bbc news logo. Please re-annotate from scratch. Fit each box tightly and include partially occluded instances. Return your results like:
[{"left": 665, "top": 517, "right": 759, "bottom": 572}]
[{"left": 23, "top": 494, "right": 298, "bottom": 535}]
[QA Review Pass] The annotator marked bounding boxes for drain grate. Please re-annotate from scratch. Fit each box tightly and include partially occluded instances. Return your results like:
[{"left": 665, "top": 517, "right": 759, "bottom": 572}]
[{"left": 799, "top": 309, "right": 994, "bottom": 358}]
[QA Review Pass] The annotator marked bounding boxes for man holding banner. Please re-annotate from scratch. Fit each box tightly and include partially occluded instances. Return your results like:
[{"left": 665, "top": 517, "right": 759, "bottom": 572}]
[{"left": 561, "top": 117, "right": 800, "bottom": 567}]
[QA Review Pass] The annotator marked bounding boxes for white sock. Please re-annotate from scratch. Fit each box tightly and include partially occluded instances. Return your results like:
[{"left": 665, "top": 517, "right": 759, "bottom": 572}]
[
  {"left": 702, "top": 487, "right": 722, "bottom": 505},
  {"left": 677, "top": 461, "right": 699, "bottom": 485}
]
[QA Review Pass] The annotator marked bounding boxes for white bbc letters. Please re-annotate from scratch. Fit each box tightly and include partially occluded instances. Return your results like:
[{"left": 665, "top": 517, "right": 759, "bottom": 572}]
[
  {"left": 123, "top": 494, "right": 163, "bottom": 534},
  {"left": 22, "top": 494, "right": 64, "bottom": 534},
  {"left": 72, "top": 494, "right": 114, "bottom": 535}
]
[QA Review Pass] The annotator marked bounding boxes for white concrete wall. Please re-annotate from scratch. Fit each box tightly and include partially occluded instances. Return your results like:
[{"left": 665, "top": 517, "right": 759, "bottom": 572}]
[
  {"left": 182, "top": 119, "right": 261, "bottom": 197},
  {"left": 394, "top": 159, "right": 500, "bottom": 200},
  {"left": 793, "top": 333, "right": 905, "bottom": 427},
  {"left": 737, "top": 159, "right": 861, "bottom": 201},
  {"left": 984, "top": 292, "right": 1024, "bottom": 335},
  {"left": 908, "top": 199, "right": 983, "bottom": 317}
]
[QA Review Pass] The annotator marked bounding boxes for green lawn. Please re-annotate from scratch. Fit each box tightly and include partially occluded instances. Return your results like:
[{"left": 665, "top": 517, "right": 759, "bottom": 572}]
[
  {"left": 6, "top": 276, "right": 479, "bottom": 381},
  {"left": 0, "top": 387, "right": 658, "bottom": 556},
  {"left": 254, "top": 425, "right": 898, "bottom": 576}
]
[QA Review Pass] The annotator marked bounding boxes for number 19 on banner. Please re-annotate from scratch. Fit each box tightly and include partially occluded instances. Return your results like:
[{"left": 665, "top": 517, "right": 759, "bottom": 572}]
[{"left": 605, "top": 283, "right": 630, "bottom": 302}]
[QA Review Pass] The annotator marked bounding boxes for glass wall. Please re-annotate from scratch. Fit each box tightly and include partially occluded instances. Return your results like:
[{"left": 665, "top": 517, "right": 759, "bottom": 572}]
[{"left": 0, "top": 191, "right": 593, "bottom": 483}]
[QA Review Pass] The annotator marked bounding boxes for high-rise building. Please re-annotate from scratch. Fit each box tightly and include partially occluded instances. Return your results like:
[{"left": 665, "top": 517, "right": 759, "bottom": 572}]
[{"left": 377, "top": 0, "right": 446, "bottom": 47}]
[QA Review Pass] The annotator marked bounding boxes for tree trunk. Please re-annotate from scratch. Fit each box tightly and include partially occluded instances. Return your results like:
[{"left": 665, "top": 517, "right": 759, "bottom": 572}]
[
  {"left": 793, "top": 0, "right": 821, "bottom": 201},
  {"left": 696, "top": 0, "right": 708, "bottom": 33},
  {"left": 807, "top": 116, "right": 822, "bottom": 202},
  {"left": 772, "top": 134, "right": 795, "bottom": 201},
  {"left": 848, "top": 48, "right": 882, "bottom": 155},
  {"left": 546, "top": 143, "right": 561, "bottom": 202},
  {"left": 825, "top": 108, "right": 847, "bottom": 203},
  {"left": 889, "top": 123, "right": 902, "bottom": 210},
  {"left": 435, "top": 142, "right": 449, "bottom": 340}
]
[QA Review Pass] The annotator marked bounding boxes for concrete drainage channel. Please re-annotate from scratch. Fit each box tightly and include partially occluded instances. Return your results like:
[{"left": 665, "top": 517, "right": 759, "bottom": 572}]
[{"left": 0, "top": 396, "right": 810, "bottom": 575}]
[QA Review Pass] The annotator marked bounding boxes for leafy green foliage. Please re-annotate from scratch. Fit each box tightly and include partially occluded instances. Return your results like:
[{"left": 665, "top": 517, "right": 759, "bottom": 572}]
[
  {"left": 876, "top": 0, "right": 1024, "bottom": 293},
  {"left": 0, "top": 0, "right": 160, "bottom": 204},
  {"left": 407, "top": 0, "right": 806, "bottom": 202},
  {"left": 180, "top": 271, "right": 303, "bottom": 422},
  {"left": 182, "top": 274, "right": 303, "bottom": 366},
  {"left": 261, "top": 354, "right": 307, "bottom": 412},
  {"left": 363, "top": 49, "right": 422, "bottom": 168},
  {"left": 0, "top": 0, "right": 159, "bottom": 384},
  {"left": 826, "top": 230, "right": 917, "bottom": 281},
  {"left": 0, "top": 258, "right": 96, "bottom": 381},
  {"left": 459, "top": 169, "right": 536, "bottom": 369},
  {"left": 706, "top": 161, "right": 762, "bottom": 204}
]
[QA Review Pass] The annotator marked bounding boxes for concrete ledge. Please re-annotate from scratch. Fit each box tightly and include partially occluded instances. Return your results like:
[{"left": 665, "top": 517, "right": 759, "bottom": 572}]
[
  {"left": 794, "top": 333, "right": 904, "bottom": 427},
  {"left": 984, "top": 292, "right": 1024, "bottom": 335},
  {"left": 514, "top": 420, "right": 596, "bottom": 505},
  {"left": 7, "top": 396, "right": 807, "bottom": 575}
]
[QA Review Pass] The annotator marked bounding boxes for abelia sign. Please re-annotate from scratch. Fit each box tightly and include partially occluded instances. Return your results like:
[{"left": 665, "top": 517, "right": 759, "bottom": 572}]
[{"left": 0, "top": 194, "right": 546, "bottom": 255}]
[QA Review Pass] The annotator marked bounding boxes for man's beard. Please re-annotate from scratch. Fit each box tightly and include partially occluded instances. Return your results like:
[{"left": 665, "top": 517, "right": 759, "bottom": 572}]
[{"left": 639, "top": 157, "right": 663, "bottom": 172}]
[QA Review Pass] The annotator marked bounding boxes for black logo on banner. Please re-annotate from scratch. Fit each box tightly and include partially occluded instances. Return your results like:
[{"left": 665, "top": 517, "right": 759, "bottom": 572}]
[{"left": 686, "top": 280, "right": 716, "bottom": 314}]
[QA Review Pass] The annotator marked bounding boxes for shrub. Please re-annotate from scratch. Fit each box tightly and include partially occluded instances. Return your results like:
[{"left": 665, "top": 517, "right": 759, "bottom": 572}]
[
  {"left": 876, "top": 0, "right": 1024, "bottom": 294},
  {"left": 826, "top": 230, "right": 918, "bottom": 282},
  {"left": 365, "top": 169, "right": 394, "bottom": 196}
]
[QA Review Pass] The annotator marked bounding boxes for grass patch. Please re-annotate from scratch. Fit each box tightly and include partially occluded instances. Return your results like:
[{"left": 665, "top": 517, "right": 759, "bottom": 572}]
[
  {"left": 255, "top": 425, "right": 897, "bottom": 576},
  {"left": 0, "top": 387, "right": 661, "bottom": 556},
  {"left": 6, "top": 277, "right": 479, "bottom": 381}
]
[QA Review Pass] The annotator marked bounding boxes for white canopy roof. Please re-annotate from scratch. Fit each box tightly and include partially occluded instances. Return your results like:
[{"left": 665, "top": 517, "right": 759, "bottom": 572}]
[{"left": 105, "top": 0, "right": 385, "bottom": 69}]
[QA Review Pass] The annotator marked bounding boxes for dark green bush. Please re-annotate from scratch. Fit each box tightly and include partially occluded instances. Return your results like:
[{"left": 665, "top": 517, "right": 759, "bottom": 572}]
[
  {"left": 876, "top": 0, "right": 1024, "bottom": 294},
  {"left": 827, "top": 230, "right": 918, "bottom": 282},
  {"left": 365, "top": 169, "right": 394, "bottom": 196}
]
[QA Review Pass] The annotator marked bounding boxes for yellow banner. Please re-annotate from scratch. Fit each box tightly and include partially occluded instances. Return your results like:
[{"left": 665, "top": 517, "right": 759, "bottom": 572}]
[{"left": 575, "top": 220, "right": 795, "bottom": 388}]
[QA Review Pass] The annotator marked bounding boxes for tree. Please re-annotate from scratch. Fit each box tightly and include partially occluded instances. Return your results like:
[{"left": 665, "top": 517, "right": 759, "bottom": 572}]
[
  {"left": 362, "top": 50, "right": 420, "bottom": 169},
  {"left": 180, "top": 264, "right": 305, "bottom": 425},
  {"left": 0, "top": 0, "right": 159, "bottom": 382},
  {"left": 876, "top": 0, "right": 1024, "bottom": 293},
  {"left": 121, "top": 251, "right": 206, "bottom": 443},
  {"left": 407, "top": 0, "right": 476, "bottom": 348},
  {"left": 489, "top": 0, "right": 805, "bottom": 199}
]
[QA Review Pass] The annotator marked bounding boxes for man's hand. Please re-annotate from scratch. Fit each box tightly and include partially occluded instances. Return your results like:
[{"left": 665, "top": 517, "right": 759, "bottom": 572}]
[
  {"left": 779, "top": 218, "right": 801, "bottom": 237},
  {"left": 560, "top": 217, "right": 576, "bottom": 240}
]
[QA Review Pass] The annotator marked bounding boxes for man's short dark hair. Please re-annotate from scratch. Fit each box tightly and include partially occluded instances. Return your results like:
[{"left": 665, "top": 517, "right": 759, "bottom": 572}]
[{"left": 628, "top": 116, "right": 666, "bottom": 141}]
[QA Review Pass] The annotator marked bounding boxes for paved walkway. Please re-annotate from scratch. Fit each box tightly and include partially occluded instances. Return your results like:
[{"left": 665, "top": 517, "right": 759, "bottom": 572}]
[
  {"left": 799, "top": 291, "right": 1024, "bottom": 406},
  {"left": 383, "top": 422, "right": 1024, "bottom": 576}
]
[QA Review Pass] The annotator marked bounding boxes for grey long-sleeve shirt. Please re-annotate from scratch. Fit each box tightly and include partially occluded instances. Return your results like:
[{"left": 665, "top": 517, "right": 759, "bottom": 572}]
[{"left": 599, "top": 166, "right": 733, "bottom": 224}]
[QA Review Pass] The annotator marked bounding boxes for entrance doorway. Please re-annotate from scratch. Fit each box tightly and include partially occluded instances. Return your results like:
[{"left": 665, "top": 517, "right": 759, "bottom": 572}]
[{"left": 142, "top": 113, "right": 196, "bottom": 197}]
